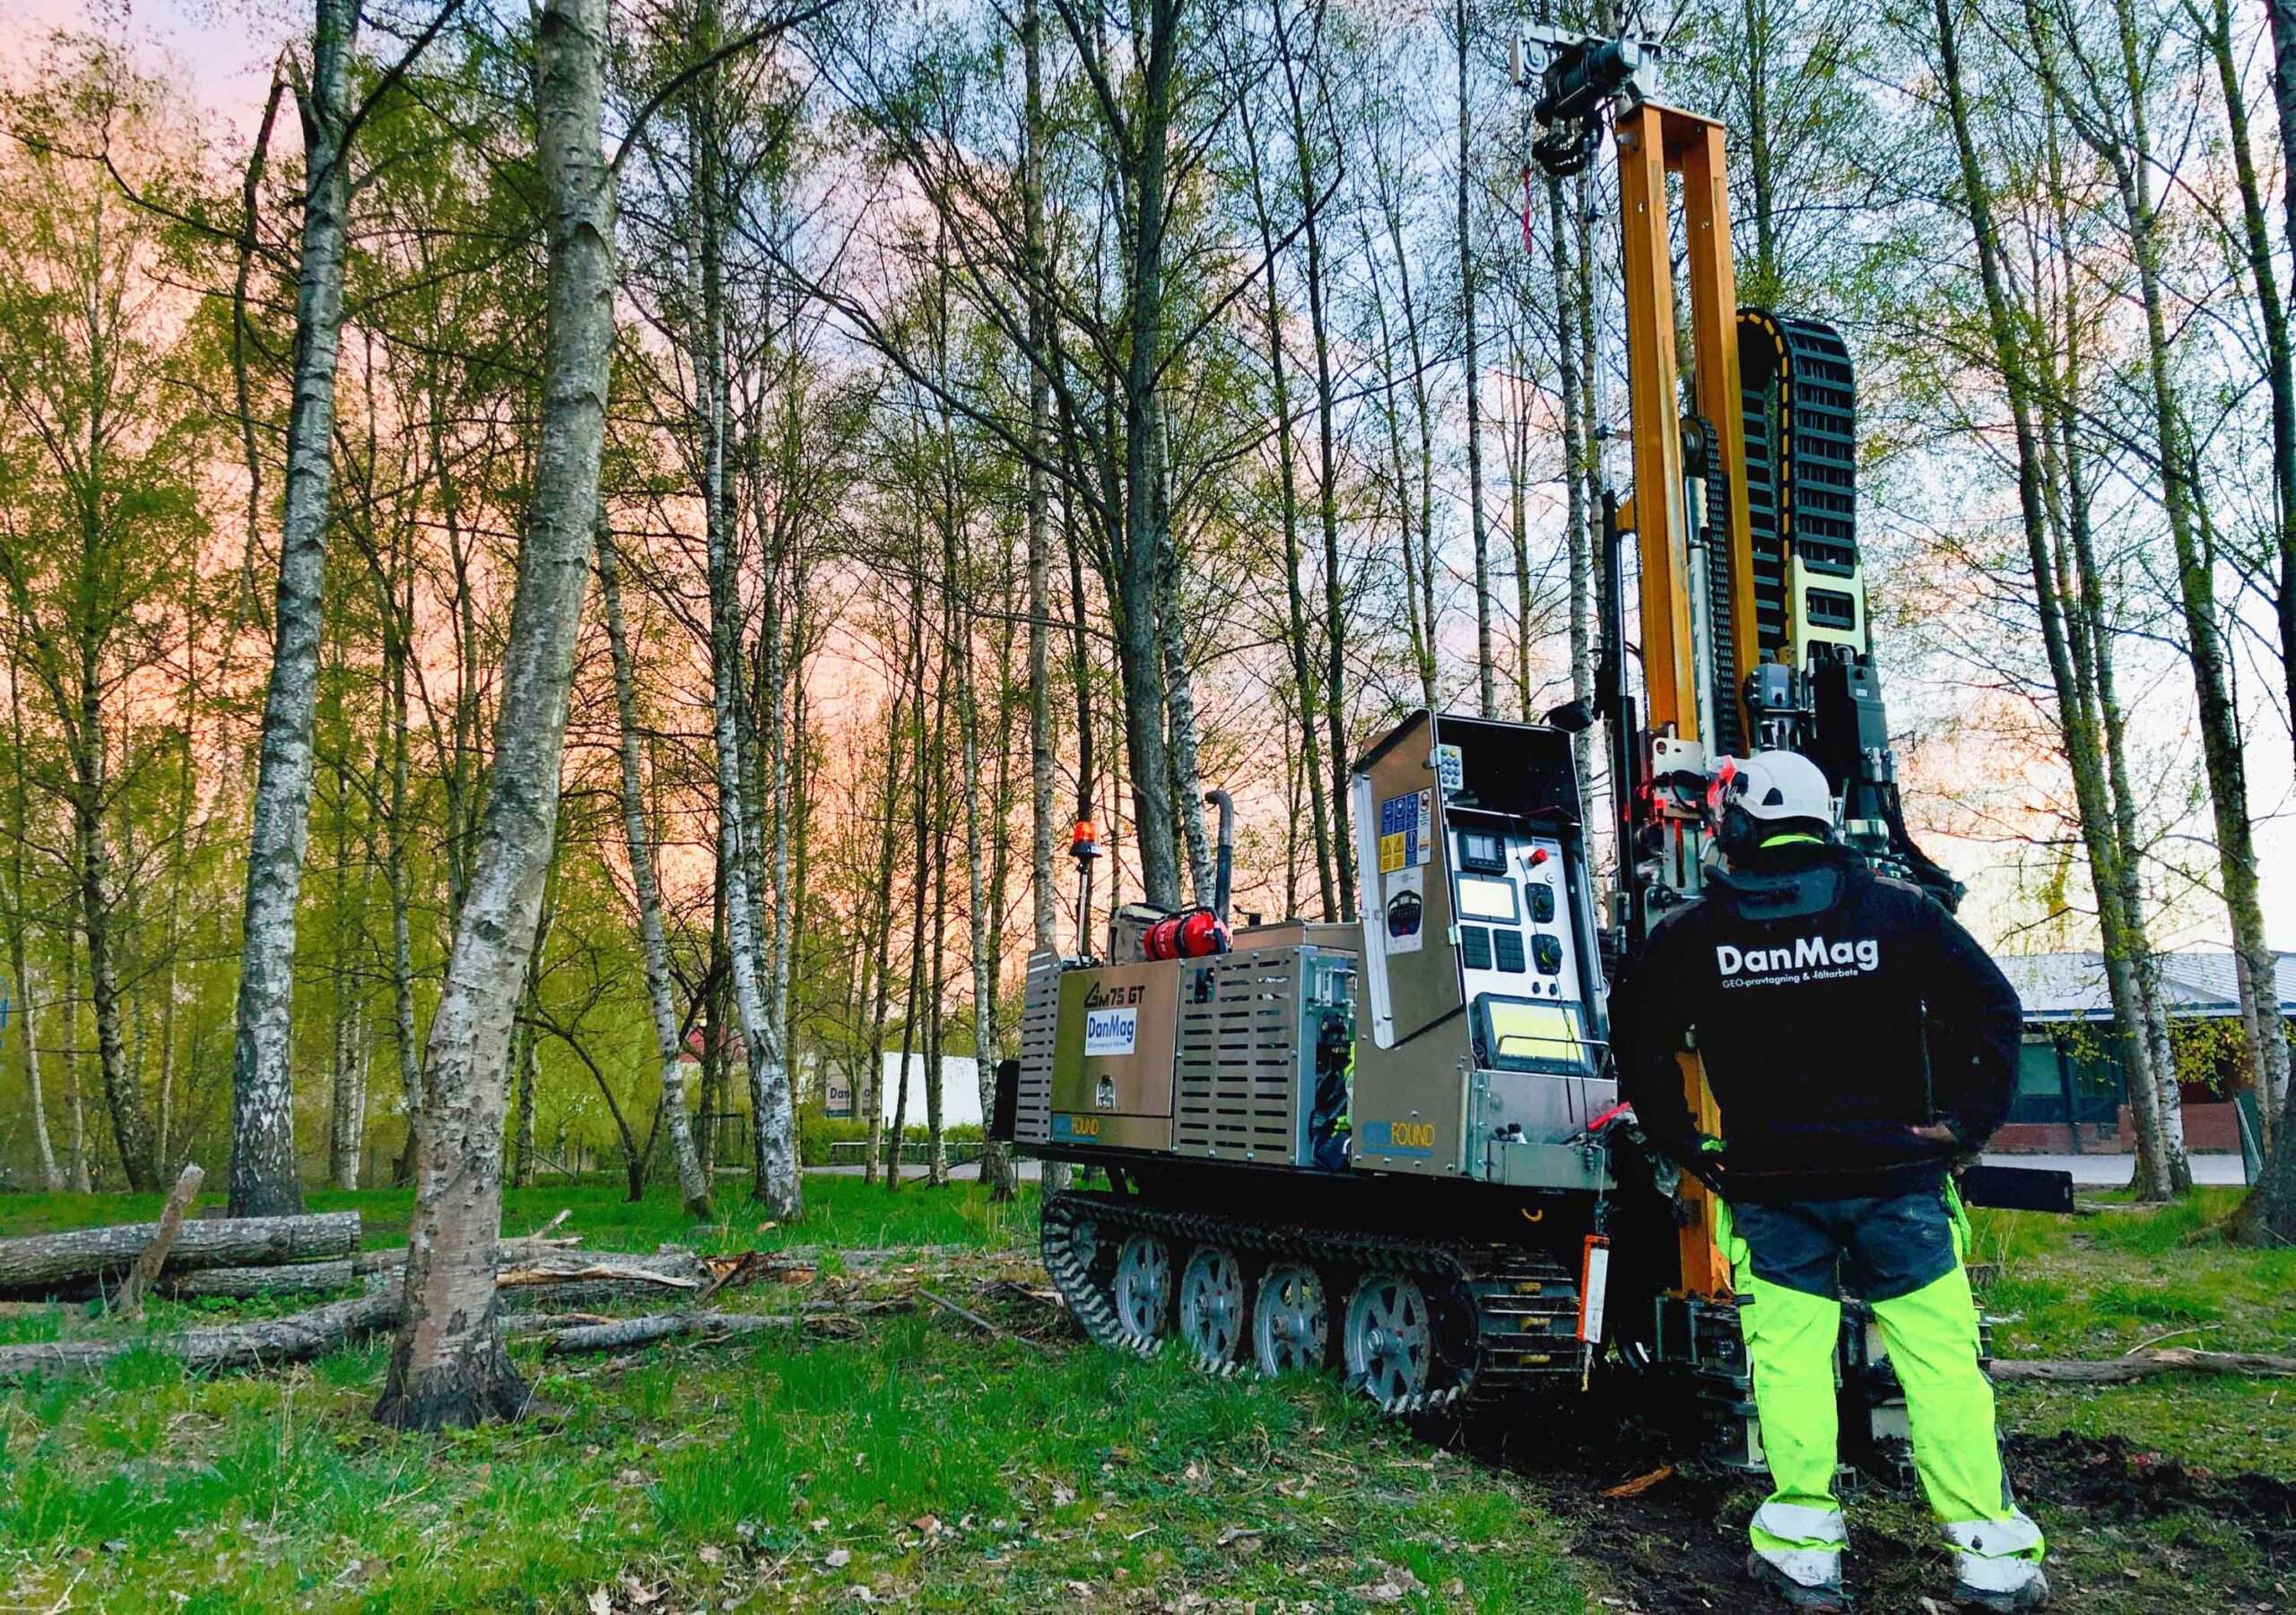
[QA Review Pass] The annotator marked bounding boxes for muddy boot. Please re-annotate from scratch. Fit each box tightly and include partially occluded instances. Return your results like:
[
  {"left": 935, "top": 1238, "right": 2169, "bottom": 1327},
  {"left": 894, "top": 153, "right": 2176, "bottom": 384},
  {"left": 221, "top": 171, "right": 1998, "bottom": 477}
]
[
  {"left": 1952, "top": 1566, "right": 2049, "bottom": 1611},
  {"left": 1746, "top": 1550, "right": 1851, "bottom": 1611}
]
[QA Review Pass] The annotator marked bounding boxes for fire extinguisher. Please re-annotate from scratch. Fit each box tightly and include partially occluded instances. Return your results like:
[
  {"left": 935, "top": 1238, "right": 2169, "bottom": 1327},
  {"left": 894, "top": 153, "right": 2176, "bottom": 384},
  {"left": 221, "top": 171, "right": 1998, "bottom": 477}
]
[{"left": 1144, "top": 908, "right": 1229, "bottom": 960}]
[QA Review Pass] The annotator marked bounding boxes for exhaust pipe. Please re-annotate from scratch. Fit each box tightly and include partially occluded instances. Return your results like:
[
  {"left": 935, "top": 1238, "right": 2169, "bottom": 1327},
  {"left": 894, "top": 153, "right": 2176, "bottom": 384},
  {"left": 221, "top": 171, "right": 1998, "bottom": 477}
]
[{"left": 1204, "top": 790, "right": 1235, "bottom": 925}]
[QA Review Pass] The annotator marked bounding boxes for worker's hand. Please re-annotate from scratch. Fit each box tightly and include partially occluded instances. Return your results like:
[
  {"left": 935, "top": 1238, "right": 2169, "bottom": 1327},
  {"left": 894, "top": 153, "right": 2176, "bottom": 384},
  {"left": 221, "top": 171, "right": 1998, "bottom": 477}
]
[
  {"left": 1909, "top": 1122, "right": 1981, "bottom": 1170},
  {"left": 1688, "top": 1134, "right": 1729, "bottom": 1192}
]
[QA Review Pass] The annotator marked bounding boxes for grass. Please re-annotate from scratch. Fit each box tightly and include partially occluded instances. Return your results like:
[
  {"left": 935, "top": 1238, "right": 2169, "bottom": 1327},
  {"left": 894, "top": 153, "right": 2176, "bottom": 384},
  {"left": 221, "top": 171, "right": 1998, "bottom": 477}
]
[
  {"left": 0, "top": 1175, "right": 1578, "bottom": 1613},
  {"left": 0, "top": 1172, "right": 1031, "bottom": 1261},
  {"left": 0, "top": 1176, "right": 2289, "bottom": 1611},
  {"left": 1966, "top": 1188, "right": 2296, "bottom": 1481}
]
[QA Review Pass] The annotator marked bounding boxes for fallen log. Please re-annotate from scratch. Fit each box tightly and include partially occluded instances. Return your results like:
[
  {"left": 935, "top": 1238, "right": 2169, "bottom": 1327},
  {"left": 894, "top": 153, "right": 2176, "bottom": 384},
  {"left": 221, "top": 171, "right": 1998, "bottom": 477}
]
[
  {"left": 494, "top": 1251, "right": 707, "bottom": 1314},
  {"left": 694, "top": 1248, "right": 817, "bottom": 1301},
  {"left": 162, "top": 1260, "right": 359, "bottom": 1299},
  {"left": 0, "top": 1290, "right": 402, "bottom": 1382},
  {"left": 351, "top": 1234, "right": 581, "bottom": 1276},
  {"left": 535, "top": 1310, "right": 803, "bottom": 1356},
  {"left": 0, "top": 1211, "right": 360, "bottom": 1295},
  {"left": 0, "top": 1250, "right": 830, "bottom": 1382},
  {"left": 494, "top": 1250, "right": 702, "bottom": 1291},
  {"left": 110, "top": 1164, "right": 205, "bottom": 1319},
  {"left": 1988, "top": 1347, "right": 2296, "bottom": 1385}
]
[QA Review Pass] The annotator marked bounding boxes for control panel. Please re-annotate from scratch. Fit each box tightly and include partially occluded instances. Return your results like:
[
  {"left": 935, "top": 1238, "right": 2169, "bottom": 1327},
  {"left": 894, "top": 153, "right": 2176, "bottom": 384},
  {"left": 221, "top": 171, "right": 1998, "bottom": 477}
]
[
  {"left": 1450, "top": 820, "right": 1593, "bottom": 1084},
  {"left": 1350, "top": 710, "right": 1613, "bottom": 1192}
]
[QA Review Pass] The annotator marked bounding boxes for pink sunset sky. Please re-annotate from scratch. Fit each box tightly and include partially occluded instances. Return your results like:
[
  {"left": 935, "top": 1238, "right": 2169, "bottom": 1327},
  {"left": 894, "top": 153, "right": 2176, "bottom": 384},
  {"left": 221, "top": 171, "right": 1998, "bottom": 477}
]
[{"left": 10, "top": 0, "right": 2295, "bottom": 955}]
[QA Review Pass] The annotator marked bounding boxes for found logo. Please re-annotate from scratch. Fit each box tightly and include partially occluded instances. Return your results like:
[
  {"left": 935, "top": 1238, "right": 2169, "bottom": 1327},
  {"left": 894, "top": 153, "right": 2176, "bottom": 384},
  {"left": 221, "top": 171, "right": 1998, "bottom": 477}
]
[
  {"left": 1083, "top": 1006, "right": 1138, "bottom": 1056},
  {"left": 1083, "top": 982, "right": 1145, "bottom": 1010},
  {"left": 1716, "top": 934, "right": 1880, "bottom": 985},
  {"left": 1360, "top": 1118, "right": 1435, "bottom": 1157}
]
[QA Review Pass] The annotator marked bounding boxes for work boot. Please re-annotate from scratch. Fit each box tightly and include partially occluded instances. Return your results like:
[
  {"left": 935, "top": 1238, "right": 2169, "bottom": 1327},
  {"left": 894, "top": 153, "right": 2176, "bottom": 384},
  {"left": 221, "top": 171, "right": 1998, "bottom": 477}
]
[
  {"left": 1952, "top": 1565, "right": 2050, "bottom": 1611},
  {"left": 1746, "top": 1550, "right": 1851, "bottom": 1611}
]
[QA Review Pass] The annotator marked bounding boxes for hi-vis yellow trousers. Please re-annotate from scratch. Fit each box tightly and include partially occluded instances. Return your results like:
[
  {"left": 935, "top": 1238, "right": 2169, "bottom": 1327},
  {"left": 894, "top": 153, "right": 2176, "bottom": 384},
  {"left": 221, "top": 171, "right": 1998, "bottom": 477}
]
[{"left": 1718, "top": 1185, "right": 2045, "bottom": 1600}]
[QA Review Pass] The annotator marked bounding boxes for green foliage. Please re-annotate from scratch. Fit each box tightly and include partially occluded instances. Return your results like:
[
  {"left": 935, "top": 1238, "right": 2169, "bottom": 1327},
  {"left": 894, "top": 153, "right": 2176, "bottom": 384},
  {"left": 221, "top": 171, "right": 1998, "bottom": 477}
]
[
  {"left": 796, "top": 1112, "right": 987, "bottom": 1166},
  {"left": 2169, "top": 1016, "right": 2257, "bottom": 1095}
]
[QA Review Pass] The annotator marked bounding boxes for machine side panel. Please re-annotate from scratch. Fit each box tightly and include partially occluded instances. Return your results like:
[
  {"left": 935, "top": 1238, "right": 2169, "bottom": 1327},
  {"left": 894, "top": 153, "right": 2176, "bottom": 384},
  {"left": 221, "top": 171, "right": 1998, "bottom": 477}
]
[
  {"left": 1014, "top": 951, "right": 1061, "bottom": 1144},
  {"left": 1352, "top": 718, "right": 1460, "bottom": 1048},
  {"left": 1048, "top": 960, "right": 1179, "bottom": 1151},
  {"left": 1174, "top": 947, "right": 1318, "bottom": 1164},
  {"left": 1351, "top": 716, "right": 1472, "bottom": 1177},
  {"left": 1351, "top": 1040, "right": 1469, "bottom": 1176}
]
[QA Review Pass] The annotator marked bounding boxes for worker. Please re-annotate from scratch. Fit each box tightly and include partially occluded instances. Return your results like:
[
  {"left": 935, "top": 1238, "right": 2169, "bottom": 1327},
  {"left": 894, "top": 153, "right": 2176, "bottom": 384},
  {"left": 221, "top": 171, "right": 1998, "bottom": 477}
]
[{"left": 1613, "top": 750, "right": 2047, "bottom": 1613}]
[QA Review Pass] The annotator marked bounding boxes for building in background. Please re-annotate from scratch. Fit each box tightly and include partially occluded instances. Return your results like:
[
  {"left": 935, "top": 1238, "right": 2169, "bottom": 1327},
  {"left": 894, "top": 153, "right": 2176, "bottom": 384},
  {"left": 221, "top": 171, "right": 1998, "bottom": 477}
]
[
  {"left": 874, "top": 1053, "right": 983, "bottom": 1129},
  {"left": 1992, "top": 951, "right": 2292, "bottom": 1156}
]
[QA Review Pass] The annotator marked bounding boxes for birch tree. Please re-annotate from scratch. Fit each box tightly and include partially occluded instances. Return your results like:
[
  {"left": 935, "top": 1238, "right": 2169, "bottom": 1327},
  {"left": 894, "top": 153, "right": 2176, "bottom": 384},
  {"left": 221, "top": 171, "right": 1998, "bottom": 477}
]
[
  {"left": 599, "top": 531, "right": 713, "bottom": 1219},
  {"left": 375, "top": 0, "right": 617, "bottom": 1428},
  {"left": 223, "top": 0, "right": 361, "bottom": 1218}
]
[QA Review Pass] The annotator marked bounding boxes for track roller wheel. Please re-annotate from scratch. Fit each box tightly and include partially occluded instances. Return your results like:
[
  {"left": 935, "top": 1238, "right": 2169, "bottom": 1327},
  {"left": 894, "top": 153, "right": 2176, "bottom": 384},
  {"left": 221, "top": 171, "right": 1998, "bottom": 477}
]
[
  {"left": 1068, "top": 1211, "right": 1107, "bottom": 1281},
  {"left": 1343, "top": 1272, "right": 1455, "bottom": 1412},
  {"left": 1177, "top": 1245, "right": 1248, "bottom": 1370},
  {"left": 1251, "top": 1263, "right": 1330, "bottom": 1376},
  {"left": 1111, "top": 1233, "right": 1172, "bottom": 1350}
]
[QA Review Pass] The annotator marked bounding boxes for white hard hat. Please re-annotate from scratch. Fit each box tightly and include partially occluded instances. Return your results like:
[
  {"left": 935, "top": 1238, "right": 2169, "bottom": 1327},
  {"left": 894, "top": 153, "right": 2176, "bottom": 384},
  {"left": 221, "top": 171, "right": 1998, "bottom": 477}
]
[{"left": 1715, "top": 750, "right": 1834, "bottom": 829}]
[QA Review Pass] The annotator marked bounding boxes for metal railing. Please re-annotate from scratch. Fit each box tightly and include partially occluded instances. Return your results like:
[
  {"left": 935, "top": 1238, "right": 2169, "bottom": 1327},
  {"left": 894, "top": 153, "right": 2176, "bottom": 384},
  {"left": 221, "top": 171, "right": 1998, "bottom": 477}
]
[{"left": 826, "top": 1140, "right": 987, "bottom": 1168}]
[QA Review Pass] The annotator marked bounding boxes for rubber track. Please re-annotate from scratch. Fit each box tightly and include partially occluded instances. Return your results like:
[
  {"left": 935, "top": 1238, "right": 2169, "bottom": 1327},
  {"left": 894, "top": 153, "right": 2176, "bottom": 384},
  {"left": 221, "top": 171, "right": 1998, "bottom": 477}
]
[{"left": 1040, "top": 1190, "right": 1581, "bottom": 1420}]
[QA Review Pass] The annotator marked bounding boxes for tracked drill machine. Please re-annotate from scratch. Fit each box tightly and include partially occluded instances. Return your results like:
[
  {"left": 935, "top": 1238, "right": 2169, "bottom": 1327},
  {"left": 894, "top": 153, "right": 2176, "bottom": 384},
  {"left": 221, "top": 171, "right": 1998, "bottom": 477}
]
[{"left": 990, "top": 33, "right": 2039, "bottom": 1458}]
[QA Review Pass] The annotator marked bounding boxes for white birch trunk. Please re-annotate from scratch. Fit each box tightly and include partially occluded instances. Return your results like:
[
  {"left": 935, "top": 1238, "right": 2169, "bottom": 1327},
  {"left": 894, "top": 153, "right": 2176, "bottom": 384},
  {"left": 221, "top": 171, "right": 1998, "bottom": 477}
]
[
  {"left": 61, "top": 932, "right": 88, "bottom": 1193},
  {"left": 959, "top": 564, "right": 1016, "bottom": 1200},
  {"left": 705, "top": 451, "right": 797, "bottom": 1223},
  {"left": 761, "top": 586, "right": 803, "bottom": 1209},
  {"left": 5, "top": 664, "right": 62, "bottom": 1190},
  {"left": 77, "top": 729, "right": 157, "bottom": 1191},
  {"left": 1455, "top": 0, "right": 1492, "bottom": 719},
  {"left": 1024, "top": 0, "right": 1057, "bottom": 959},
  {"left": 16, "top": 963, "right": 63, "bottom": 1192},
  {"left": 330, "top": 997, "right": 364, "bottom": 1192},
  {"left": 373, "top": 0, "right": 613, "bottom": 1428},
  {"left": 705, "top": 400, "right": 795, "bottom": 1222},
  {"left": 599, "top": 534, "right": 712, "bottom": 1218},
  {"left": 227, "top": 0, "right": 361, "bottom": 1218},
  {"left": 386, "top": 593, "right": 422, "bottom": 1185}
]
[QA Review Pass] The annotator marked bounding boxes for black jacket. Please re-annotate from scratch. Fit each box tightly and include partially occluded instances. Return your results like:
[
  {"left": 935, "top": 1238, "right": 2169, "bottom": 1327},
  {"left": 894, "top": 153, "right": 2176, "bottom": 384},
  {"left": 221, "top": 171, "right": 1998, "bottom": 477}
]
[{"left": 1612, "top": 843, "right": 2023, "bottom": 1203}]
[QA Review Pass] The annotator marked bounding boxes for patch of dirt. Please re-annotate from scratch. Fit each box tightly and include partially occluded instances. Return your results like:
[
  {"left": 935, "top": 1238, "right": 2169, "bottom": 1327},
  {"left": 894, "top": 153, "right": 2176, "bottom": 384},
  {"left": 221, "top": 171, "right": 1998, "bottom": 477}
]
[
  {"left": 2007, "top": 1430, "right": 2296, "bottom": 1575},
  {"left": 1432, "top": 1388, "right": 1933, "bottom": 1612},
  {"left": 1435, "top": 1391, "right": 2296, "bottom": 1611}
]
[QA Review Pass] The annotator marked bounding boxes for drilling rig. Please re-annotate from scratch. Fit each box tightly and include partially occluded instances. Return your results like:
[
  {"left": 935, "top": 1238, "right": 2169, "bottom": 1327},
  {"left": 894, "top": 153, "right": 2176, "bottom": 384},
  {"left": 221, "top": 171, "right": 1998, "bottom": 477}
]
[{"left": 989, "top": 30, "right": 2062, "bottom": 1465}]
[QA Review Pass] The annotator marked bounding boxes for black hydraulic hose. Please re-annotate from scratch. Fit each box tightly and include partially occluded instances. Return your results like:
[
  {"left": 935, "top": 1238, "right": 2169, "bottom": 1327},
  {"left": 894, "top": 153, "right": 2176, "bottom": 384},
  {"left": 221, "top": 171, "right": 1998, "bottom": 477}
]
[{"left": 1204, "top": 789, "right": 1235, "bottom": 924}]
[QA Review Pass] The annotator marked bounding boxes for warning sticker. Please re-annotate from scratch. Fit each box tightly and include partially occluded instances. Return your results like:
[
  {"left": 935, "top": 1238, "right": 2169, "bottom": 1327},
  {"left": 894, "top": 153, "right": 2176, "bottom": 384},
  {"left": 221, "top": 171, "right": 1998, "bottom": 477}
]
[
  {"left": 1378, "top": 791, "right": 1437, "bottom": 873},
  {"left": 1383, "top": 866, "right": 1425, "bottom": 955}
]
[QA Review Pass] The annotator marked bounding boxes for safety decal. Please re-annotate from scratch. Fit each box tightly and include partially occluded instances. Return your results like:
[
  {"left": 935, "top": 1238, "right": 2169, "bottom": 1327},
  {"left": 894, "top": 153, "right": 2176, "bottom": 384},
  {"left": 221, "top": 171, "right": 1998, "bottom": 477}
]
[
  {"left": 1383, "top": 866, "right": 1424, "bottom": 955},
  {"left": 1378, "top": 790, "right": 1436, "bottom": 873}
]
